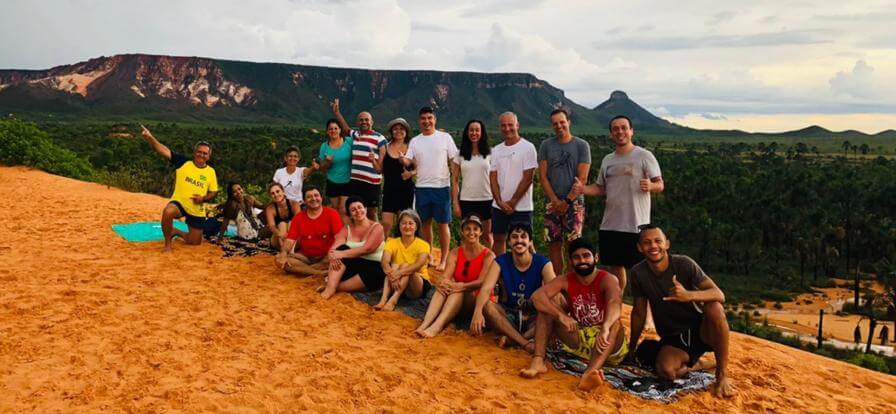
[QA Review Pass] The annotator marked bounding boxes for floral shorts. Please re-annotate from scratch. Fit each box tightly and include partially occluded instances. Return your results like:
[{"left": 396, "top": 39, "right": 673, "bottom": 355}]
[{"left": 544, "top": 198, "right": 585, "bottom": 243}]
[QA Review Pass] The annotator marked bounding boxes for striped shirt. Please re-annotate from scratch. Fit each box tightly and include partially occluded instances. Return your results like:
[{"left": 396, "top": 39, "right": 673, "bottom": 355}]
[{"left": 349, "top": 129, "right": 387, "bottom": 185}]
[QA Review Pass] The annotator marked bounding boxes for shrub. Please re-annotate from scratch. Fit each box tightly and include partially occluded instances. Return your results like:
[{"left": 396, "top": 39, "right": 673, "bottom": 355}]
[
  {"left": 0, "top": 119, "right": 94, "bottom": 180},
  {"left": 847, "top": 353, "right": 890, "bottom": 373}
]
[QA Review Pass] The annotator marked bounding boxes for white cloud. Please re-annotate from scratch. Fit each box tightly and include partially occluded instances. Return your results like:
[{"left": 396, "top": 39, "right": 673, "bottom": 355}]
[{"left": 829, "top": 60, "right": 876, "bottom": 98}]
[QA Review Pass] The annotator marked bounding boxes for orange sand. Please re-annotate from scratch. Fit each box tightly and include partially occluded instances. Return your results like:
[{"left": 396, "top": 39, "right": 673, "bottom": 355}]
[{"left": 1, "top": 166, "right": 895, "bottom": 413}]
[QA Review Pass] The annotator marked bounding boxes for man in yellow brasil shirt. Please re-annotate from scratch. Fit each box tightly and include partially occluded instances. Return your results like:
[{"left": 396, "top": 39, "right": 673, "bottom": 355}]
[{"left": 141, "top": 125, "right": 219, "bottom": 252}]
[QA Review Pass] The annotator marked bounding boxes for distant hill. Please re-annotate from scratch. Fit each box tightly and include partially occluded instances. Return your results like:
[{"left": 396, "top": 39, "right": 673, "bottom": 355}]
[{"left": 0, "top": 54, "right": 677, "bottom": 131}]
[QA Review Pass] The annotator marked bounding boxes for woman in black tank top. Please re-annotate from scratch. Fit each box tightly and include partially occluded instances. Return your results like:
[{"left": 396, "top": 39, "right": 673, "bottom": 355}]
[
  {"left": 381, "top": 118, "right": 416, "bottom": 237},
  {"left": 265, "top": 182, "right": 302, "bottom": 250}
]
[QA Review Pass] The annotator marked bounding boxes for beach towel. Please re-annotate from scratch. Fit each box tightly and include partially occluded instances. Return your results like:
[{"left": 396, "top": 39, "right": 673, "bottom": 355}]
[
  {"left": 352, "top": 289, "right": 434, "bottom": 320},
  {"left": 546, "top": 347, "right": 715, "bottom": 403},
  {"left": 112, "top": 221, "right": 190, "bottom": 242},
  {"left": 205, "top": 235, "right": 279, "bottom": 258},
  {"left": 113, "top": 221, "right": 236, "bottom": 242}
]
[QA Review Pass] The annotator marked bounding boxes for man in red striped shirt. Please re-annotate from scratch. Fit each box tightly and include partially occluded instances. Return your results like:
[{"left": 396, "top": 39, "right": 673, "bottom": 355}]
[{"left": 331, "top": 98, "right": 387, "bottom": 220}]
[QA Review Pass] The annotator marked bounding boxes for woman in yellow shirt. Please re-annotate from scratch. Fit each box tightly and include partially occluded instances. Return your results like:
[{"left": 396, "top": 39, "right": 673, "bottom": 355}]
[{"left": 375, "top": 209, "right": 432, "bottom": 311}]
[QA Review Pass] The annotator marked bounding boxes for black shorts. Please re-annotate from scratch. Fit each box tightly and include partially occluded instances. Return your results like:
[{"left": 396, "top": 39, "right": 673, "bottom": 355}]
[
  {"left": 459, "top": 200, "right": 493, "bottom": 220},
  {"left": 335, "top": 245, "right": 385, "bottom": 291},
  {"left": 659, "top": 320, "right": 713, "bottom": 367},
  {"left": 598, "top": 230, "right": 643, "bottom": 268},
  {"left": 169, "top": 201, "right": 205, "bottom": 229},
  {"left": 491, "top": 208, "right": 533, "bottom": 235},
  {"left": 382, "top": 186, "right": 414, "bottom": 214},
  {"left": 417, "top": 278, "right": 433, "bottom": 298},
  {"left": 349, "top": 180, "right": 381, "bottom": 208},
  {"left": 326, "top": 180, "right": 351, "bottom": 198}
]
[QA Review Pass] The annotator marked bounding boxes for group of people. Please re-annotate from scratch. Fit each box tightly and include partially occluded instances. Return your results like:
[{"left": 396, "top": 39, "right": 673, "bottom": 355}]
[{"left": 140, "top": 103, "right": 735, "bottom": 397}]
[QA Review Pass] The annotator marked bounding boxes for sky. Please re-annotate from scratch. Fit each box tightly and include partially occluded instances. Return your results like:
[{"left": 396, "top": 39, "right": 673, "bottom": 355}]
[{"left": 2, "top": 0, "right": 895, "bottom": 133}]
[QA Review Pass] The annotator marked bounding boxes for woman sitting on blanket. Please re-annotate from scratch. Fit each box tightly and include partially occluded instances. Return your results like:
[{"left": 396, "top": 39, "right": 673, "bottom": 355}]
[
  {"left": 416, "top": 214, "right": 496, "bottom": 338},
  {"left": 319, "top": 196, "right": 386, "bottom": 299},
  {"left": 219, "top": 182, "right": 266, "bottom": 239},
  {"left": 264, "top": 182, "right": 302, "bottom": 250},
  {"left": 374, "top": 209, "right": 432, "bottom": 311}
]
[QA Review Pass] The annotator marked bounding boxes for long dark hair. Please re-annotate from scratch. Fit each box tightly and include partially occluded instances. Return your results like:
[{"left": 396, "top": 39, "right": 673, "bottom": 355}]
[
  {"left": 225, "top": 181, "right": 241, "bottom": 205},
  {"left": 459, "top": 119, "right": 491, "bottom": 161}
]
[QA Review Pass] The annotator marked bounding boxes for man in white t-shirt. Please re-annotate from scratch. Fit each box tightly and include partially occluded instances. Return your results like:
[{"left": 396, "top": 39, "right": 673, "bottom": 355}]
[
  {"left": 489, "top": 112, "right": 538, "bottom": 253},
  {"left": 573, "top": 115, "right": 664, "bottom": 291},
  {"left": 403, "top": 106, "right": 459, "bottom": 270}
]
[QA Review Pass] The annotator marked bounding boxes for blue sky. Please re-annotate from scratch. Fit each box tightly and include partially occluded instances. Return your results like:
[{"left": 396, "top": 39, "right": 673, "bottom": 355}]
[{"left": 2, "top": 0, "right": 894, "bottom": 132}]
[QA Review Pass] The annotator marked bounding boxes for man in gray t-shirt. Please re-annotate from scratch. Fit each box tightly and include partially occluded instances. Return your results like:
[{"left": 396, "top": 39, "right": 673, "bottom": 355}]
[
  {"left": 538, "top": 109, "right": 591, "bottom": 273},
  {"left": 574, "top": 115, "right": 663, "bottom": 291},
  {"left": 627, "top": 224, "right": 734, "bottom": 398}
]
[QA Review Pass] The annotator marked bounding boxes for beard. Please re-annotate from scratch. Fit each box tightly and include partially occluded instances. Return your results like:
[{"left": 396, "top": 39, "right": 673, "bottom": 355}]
[{"left": 573, "top": 263, "right": 596, "bottom": 276}]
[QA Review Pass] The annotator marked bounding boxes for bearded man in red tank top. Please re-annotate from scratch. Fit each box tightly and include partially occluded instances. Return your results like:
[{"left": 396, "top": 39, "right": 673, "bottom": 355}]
[{"left": 519, "top": 238, "right": 627, "bottom": 392}]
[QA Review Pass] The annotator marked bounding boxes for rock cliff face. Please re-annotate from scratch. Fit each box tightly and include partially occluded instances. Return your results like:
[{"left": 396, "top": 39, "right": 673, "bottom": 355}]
[
  {"left": 0, "top": 55, "right": 256, "bottom": 108},
  {"left": 0, "top": 54, "right": 675, "bottom": 129}
]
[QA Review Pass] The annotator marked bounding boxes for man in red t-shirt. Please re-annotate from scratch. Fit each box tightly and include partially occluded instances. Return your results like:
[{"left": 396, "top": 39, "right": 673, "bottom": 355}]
[
  {"left": 275, "top": 186, "right": 344, "bottom": 276},
  {"left": 520, "top": 238, "right": 626, "bottom": 392}
]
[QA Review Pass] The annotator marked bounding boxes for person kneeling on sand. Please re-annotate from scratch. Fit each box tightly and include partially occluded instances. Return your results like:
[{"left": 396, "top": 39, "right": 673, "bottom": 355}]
[
  {"left": 520, "top": 238, "right": 627, "bottom": 392},
  {"left": 375, "top": 209, "right": 433, "bottom": 311},
  {"left": 274, "top": 186, "right": 342, "bottom": 276},
  {"left": 470, "top": 223, "right": 556, "bottom": 352},
  {"left": 140, "top": 125, "right": 219, "bottom": 252},
  {"left": 415, "top": 215, "right": 496, "bottom": 337},
  {"left": 627, "top": 224, "right": 735, "bottom": 398},
  {"left": 319, "top": 196, "right": 386, "bottom": 299}
]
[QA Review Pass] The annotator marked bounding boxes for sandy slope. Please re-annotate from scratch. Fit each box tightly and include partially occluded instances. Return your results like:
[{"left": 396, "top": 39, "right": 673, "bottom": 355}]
[{"left": 1, "top": 166, "right": 894, "bottom": 413}]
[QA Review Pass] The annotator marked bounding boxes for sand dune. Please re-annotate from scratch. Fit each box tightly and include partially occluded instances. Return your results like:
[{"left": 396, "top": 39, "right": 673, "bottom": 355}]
[{"left": 1, "top": 166, "right": 894, "bottom": 413}]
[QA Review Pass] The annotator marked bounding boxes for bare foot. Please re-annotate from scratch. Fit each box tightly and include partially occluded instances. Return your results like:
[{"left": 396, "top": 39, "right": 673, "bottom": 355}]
[
  {"left": 519, "top": 356, "right": 548, "bottom": 379},
  {"left": 691, "top": 357, "right": 716, "bottom": 372},
  {"left": 436, "top": 260, "right": 447, "bottom": 272},
  {"left": 162, "top": 245, "right": 173, "bottom": 253},
  {"left": 320, "top": 288, "right": 336, "bottom": 299},
  {"left": 523, "top": 341, "right": 536, "bottom": 354},
  {"left": 382, "top": 300, "right": 397, "bottom": 311},
  {"left": 577, "top": 369, "right": 605, "bottom": 391},
  {"left": 419, "top": 327, "right": 438, "bottom": 338},
  {"left": 712, "top": 377, "right": 736, "bottom": 398},
  {"left": 414, "top": 328, "right": 427, "bottom": 337},
  {"left": 496, "top": 336, "right": 510, "bottom": 349},
  {"left": 373, "top": 301, "right": 387, "bottom": 311}
]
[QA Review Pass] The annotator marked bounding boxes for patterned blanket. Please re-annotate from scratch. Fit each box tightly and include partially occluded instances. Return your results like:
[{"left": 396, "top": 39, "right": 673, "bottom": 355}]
[{"left": 205, "top": 235, "right": 279, "bottom": 258}]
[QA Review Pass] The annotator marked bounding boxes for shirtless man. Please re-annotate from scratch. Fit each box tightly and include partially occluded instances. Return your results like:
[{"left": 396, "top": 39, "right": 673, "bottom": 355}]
[
  {"left": 274, "top": 186, "right": 343, "bottom": 276},
  {"left": 470, "top": 223, "right": 556, "bottom": 352},
  {"left": 520, "top": 238, "right": 626, "bottom": 392},
  {"left": 628, "top": 224, "right": 735, "bottom": 398},
  {"left": 140, "top": 125, "right": 218, "bottom": 252}
]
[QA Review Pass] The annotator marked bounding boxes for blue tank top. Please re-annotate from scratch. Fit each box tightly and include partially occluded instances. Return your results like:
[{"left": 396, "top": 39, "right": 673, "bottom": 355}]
[{"left": 495, "top": 253, "right": 550, "bottom": 311}]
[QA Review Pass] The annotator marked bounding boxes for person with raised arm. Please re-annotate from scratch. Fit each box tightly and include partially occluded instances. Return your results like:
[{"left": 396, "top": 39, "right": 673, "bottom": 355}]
[
  {"left": 330, "top": 98, "right": 387, "bottom": 220},
  {"left": 140, "top": 125, "right": 219, "bottom": 252}
]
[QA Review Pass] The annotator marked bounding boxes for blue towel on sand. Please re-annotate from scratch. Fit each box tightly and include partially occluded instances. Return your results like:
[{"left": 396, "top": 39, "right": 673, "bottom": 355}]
[{"left": 112, "top": 221, "right": 235, "bottom": 242}]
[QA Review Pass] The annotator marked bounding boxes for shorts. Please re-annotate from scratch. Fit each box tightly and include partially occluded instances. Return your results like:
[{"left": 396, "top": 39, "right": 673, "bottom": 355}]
[
  {"left": 418, "top": 278, "right": 433, "bottom": 298},
  {"left": 382, "top": 185, "right": 414, "bottom": 213},
  {"left": 491, "top": 208, "right": 533, "bottom": 235},
  {"left": 415, "top": 187, "right": 451, "bottom": 224},
  {"left": 598, "top": 230, "right": 643, "bottom": 268},
  {"left": 503, "top": 305, "right": 536, "bottom": 333},
  {"left": 349, "top": 180, "right": 381, "bottom": 208},
  {"left": 325, "top": 180, "right": 351, "bottom": 198},
  {"left": 459, "top": 199, "right": 493, "bottom": 221},
  {"left": 335, "top": 244, "right": 385, "bottom": 292},
  {"left": 562, "top": 325, "right": 629, "bottom": 366},
  {"left": 544, "top": 198, "right": 585, "bottom": 243},
  {"left": 659, "top": 320, "right": 712, "bottom": 367},
  {"left": 169, "top": 201, "right": 205, "bottom": 229}
]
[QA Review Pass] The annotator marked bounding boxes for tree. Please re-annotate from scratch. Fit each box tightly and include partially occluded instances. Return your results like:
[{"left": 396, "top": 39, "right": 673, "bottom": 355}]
[{"left": 842, "top": 140, "right": 851, "bottom": 156}]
